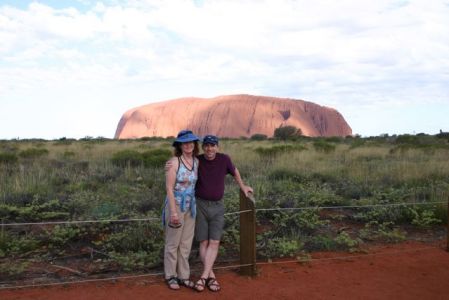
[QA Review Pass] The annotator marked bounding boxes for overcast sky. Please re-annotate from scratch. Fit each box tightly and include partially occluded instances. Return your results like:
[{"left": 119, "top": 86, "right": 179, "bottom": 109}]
[{"left": 1, "top": 0, "right": 448, "bottom": 139}]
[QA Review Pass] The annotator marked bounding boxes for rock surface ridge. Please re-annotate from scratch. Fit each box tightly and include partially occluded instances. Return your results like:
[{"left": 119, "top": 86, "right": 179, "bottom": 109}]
[{"left": 114, "top": 94, "right": 352, "bottom": 138}]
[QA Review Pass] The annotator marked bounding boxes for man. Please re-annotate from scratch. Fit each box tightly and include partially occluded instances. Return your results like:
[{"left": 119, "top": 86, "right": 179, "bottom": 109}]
[{"left": 193, "top": 135, "right": 253, "bottom": 292}]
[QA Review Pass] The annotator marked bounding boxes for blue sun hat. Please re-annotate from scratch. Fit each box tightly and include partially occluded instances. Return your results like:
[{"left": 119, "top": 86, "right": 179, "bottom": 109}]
[
  {"left": 172, "top": 130, "right": 200, "bottom": 146},
  {"left": 202, "top": 135, "right": 219, "bottom": 145}
]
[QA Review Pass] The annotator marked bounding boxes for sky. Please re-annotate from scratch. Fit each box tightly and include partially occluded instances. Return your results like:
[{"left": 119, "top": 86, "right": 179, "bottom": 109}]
[{"left": 0, "top": 0, "right": 448, "bottom": 139}]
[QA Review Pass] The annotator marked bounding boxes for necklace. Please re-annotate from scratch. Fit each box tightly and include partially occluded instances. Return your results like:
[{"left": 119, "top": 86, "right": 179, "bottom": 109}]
[{"left": 181, "top": 155, "right": 194, "bottom": 170}]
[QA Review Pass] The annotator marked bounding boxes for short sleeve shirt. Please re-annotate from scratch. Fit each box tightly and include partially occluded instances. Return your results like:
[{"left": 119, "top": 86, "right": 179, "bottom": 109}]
[{"left": 195, "top": 153, "right": 236, "bottom": 201}]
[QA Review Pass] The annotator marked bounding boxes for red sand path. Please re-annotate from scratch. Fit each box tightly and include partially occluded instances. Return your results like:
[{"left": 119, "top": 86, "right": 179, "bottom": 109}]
[{"left": 1, "top": 241, "right": 448, "bottom": 300}]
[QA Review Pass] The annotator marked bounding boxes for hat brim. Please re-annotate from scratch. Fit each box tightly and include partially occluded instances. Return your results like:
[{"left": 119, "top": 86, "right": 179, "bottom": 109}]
[{"left": 172, "top": 137, "right": 199, "bottom": 147}]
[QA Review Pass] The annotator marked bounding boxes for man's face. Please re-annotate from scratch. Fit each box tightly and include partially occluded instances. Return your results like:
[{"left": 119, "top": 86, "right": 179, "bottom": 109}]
[{"left": 202, "top": 143, "right": 218, "bottom": 160}]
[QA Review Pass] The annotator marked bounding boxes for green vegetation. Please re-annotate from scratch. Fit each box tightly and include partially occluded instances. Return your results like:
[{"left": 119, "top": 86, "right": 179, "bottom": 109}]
[
  {"left": 273, "top": 125, "right": 302, "bottom": 140},
  {"left": 0, "top": 133, "right": 448, "bottom": 280}
]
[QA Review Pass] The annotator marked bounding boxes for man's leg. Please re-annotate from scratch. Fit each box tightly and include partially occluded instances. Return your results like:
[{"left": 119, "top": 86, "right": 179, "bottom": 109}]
[
  {"left": 195, "top": 199, "right": 224, "bottom": 291},
  {"left": 200, "top": 239, "right": 220, "bottom": 279}
]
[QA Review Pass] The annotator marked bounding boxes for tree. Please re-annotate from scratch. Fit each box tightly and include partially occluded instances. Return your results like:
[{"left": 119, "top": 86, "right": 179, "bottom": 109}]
[{"left": 273, "top": 126, "right": 302, "bottom": 140}]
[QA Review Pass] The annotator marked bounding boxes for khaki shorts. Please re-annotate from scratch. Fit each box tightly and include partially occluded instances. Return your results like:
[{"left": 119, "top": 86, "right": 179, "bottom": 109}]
[{"left": 195, "top": 198, "right": 225, "bottom": 241}]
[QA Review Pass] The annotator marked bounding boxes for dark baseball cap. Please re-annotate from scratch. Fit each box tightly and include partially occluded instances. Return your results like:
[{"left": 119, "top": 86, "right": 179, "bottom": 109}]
[{"left": 202, "top": 135, "right": 219, "bottom": 145}]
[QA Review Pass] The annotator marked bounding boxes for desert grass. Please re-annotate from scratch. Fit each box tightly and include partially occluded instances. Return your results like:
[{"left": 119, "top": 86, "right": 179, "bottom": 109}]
[{"left": 1, "top": 135, "right": 448, "bottom": 278}]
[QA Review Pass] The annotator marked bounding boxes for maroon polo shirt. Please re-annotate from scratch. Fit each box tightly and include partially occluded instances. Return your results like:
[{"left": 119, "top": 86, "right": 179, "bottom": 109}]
[{"left": 195, "top": 153, "right": 236, "bottom": 201}]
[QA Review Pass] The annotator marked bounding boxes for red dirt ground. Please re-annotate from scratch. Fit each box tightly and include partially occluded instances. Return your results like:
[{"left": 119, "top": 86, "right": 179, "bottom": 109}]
[{"left": 1, "top": 241, "right": 448, "bottom": 300}]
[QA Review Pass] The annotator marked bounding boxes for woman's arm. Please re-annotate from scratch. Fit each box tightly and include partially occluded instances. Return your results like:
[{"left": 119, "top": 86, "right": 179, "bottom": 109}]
[{"left": 165, "top": 157, "right": 180, "bottom": 225}]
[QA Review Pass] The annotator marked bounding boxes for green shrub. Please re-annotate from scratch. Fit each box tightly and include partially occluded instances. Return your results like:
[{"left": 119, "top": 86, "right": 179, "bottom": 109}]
[
  {"left": 334, "top": 231, "right": 361, "bottom": 251},
  {"left": 47, "top": 225, "right": 81, "bottom": 253},
  {"left": 62, "top": 151, "right": 76, "bottom": 158},
  {"left": 0, "top": 152, "right": 18, "bottom": 165},
  {"left": 141, "top": 148, "right": 171, "bottom": 168},
  {"left": 0, "top": 199, "right": 69, "bottom": 222},
  {"left": 408, "top": 208, "right": 441, "bottom": 227},
  {"left": 324, "top": 136, "right": 344, "bottom": 143},
  {"left": 349, "top": 139, "right": 366, "bottom": 149},
  {"left": 313, "top": 141, "right": 336, "bottom": 153},
  {"left": 96, "top": 223, "right": 164, "bottom": 270},
  {"left": 90, "top": 202, "right": 122, "bottom": 219},
  {"left": 308, "top": 235, "right": 337, "bottom": 251},
  {"left": 18, "top": 148, "right": 49, "bottom": 159},
  {"left": 359, "top": 221, "right": 406, "bottom": 243},
  {"left": 255, "top": 144, "right": 306, "bottom": 157},
  {"left": 395, "top": 134, "right": 419, "bottom": 144},
  {"left": 0, "top": 232, "right": 40, "bottom": 256},
  {"left": 268, "top": 168, "right": 305, "bottom": 182},
  {"left": 111, "top": 150, "right": 143, "bottom": 167},
  {"left": 259, "top": 236, "right": 303, "bottom": 258},
  {"left": 0, "top": 260, "right": 29, "bottom": 280},
  {"left": 250, "top": 134, "right": 268, "bottom": 140},
  {"left": 274, "top": 125, "right": 302, "bottom": 140}
]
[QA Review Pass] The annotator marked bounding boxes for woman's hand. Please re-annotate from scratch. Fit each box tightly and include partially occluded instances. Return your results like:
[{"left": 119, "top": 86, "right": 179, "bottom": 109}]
[{"left": 169, "top": 212, "right": 181, "bottom": 228}]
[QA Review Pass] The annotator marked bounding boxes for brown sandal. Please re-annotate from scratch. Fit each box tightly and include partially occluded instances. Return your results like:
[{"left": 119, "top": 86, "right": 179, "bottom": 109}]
[
  {"left": 166, "top": 277, "right": 180, "bottom": 290},
  {"left": 179, "top": 278, "right": 195, "bottom": 289},
  {"left": 207, "top": 277, "right": 221, "bottom": 292},
  {"left": 193, "top": 277, "right": 207, "bottom": 292}
]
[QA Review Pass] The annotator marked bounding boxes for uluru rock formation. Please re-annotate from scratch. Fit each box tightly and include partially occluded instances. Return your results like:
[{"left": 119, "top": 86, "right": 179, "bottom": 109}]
[{"left": 114, "top": 95, "right": 352, "bottom": 139}]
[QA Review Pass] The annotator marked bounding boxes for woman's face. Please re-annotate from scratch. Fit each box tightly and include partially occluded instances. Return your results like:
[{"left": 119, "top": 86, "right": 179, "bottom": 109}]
[{"left": 181, "top": 142, "right": 194, "bottom": 154}]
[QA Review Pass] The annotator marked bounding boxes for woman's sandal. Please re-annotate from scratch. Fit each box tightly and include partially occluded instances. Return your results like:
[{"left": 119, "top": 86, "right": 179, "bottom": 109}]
[
  {"left": 166, "top": 276, "right": 180, "bottom": 290},
  {"left": 179, "top": 278, "right": 195, "bottom": 289},
  {"left": 193, "top": 277, "right": 207, "bottom": 292},
  {"left": 206, "top": 277, "right": 221, "bottom": 292}
]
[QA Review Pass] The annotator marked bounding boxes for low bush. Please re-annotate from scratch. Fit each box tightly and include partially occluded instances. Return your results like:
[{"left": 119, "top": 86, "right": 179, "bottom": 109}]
[
  {"left": 0, "top": 260, "right": 29, "bottom": 280},
  {"left": 258, "top": 235, "right": 303, "bottom": 258},
  {"left": 19, "top": 148, "right": 49, "bottom": 159},
  {"left": 313, "top": 141, "right": 336, "bottom": 153},
  {"left": 274, "top": 125, "right": 302, "bottom": 140},
  {"left": 250, "top": 134, "right": 268, "bottom": 141},
  {"left": 0, "top": 152, "right": 18, "bottom": 165},
  {"left": 268, "top": 168, "right": 305, "bottom": 182},
  {"left": 111, "top": 150, "right": 143, "bottom": 167},
  {"left": 254, "top": 144, "right": 306, "bottom": 157},
  {"left": 334, "top": 231, "right": 361, "bottom": 251},
  {"left": 141, "top": 148, "right": 171, "bottom": 168}
]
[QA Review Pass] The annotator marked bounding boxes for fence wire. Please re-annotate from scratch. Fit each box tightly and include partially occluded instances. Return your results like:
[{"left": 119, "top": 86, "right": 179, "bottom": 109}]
[
  {"left": 0, "top": 244, "right": 443, "bottom": 291},
  {"left": 1, "top": 200, "right": 445, "bottom": 227},
  {"left": 0, "top": 200, "right": 447, "bottom": 290}
]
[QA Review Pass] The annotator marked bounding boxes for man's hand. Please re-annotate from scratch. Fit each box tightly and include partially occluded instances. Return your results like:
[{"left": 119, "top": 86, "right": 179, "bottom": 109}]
[
  {"left": 165, "top": 160, "right": 173, "bottom": 172},
  {"left": 241, "top": 185, "right": 253, "bottom": 198}
]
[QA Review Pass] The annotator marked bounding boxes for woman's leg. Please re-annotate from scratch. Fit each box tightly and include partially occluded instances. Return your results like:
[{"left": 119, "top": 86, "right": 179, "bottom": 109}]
[
  {"left": 164, "top": 205, "right": 184, "bottom": 280},
  {"left": 177, "top": 209, "right": 195, "bottom": 280}
]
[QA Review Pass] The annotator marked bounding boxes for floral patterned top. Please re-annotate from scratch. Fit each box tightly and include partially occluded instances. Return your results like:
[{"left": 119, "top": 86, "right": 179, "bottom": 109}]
[{"left": 162, "top": 156, "right": 198, "bottom": 225}]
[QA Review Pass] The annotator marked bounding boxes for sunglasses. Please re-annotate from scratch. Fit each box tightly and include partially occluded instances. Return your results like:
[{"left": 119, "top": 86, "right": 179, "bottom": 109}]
[{"left": 168, "top": 221, "right": 182, "bottom": 229}]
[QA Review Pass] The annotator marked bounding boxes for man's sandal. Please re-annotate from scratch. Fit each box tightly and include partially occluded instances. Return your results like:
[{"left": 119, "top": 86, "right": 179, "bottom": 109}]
[
  {"left": 179, "top": 278, "right": 195, "bottom": 289},
  {"left": 193, "top": 277, "right": 207, "bottom": 292},
  {"left": 166, "top": 277, "right": 180, "bottom": 290},
  {"left": 207, "top": 277, "right": 221, "bottom": 292},
  {"left": 206, "top": 277, "right": 221, "bottom": 292}
]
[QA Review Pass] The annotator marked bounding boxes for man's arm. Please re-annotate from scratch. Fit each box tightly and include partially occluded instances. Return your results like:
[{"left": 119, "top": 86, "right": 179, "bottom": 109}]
[{"left": 233, "top": 167, "right": 253, "bottom": 197}]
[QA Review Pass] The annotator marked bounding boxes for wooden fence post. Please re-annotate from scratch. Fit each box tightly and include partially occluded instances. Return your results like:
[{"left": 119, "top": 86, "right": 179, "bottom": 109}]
[{"left": 239, "top": 190, "right": 257, "bottom": 276}]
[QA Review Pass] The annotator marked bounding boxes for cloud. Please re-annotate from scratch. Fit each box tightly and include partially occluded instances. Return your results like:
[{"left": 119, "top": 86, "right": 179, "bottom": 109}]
[{"left": 0, "top": 0, "right": 449, "bottom": 138}]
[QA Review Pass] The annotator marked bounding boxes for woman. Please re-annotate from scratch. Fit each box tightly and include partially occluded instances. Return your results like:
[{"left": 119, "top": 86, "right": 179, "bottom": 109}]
[{"left": 163, "top": 129, "right": 200, "bottom": 290}]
